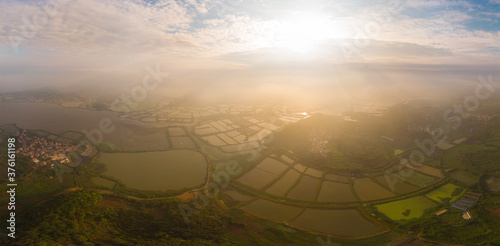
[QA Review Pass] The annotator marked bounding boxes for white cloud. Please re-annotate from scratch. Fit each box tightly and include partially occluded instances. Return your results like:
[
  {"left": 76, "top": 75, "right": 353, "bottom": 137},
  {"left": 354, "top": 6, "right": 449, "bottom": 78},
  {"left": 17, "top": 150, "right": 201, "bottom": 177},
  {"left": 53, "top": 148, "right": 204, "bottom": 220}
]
[
  {"left": 404, "top": 0, "right": 475, "bottom": 9},
  {"left": 0, "top": 0, "right": 498, "bottom": 68},
  {"left": 0, "top": 0, "right": 200, "bottom": 53},
  {"left": 484, "top": 12, "right": 500, "bottom": 17}
]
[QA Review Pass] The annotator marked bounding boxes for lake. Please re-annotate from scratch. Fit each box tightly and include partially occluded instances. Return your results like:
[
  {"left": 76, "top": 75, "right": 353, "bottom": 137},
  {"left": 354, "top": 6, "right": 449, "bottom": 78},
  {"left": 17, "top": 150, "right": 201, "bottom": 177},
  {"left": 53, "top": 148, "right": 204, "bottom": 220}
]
[
  {"left": 0, "top": 102, "right": 170, "bottom": 151},
  {"left": 0, "top": 102, "right": 121, "bottom": 134}
]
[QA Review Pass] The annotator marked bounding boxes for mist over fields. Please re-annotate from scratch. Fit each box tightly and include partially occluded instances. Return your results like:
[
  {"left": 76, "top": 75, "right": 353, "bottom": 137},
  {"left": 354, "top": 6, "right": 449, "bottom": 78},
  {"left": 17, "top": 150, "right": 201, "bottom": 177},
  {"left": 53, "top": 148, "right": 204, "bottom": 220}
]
[
  {"left": 2, "top": 52, "right": 498, "bottom": 108},
  {"left": 1, "top": 0, "right": 499, "bottom": 106}
]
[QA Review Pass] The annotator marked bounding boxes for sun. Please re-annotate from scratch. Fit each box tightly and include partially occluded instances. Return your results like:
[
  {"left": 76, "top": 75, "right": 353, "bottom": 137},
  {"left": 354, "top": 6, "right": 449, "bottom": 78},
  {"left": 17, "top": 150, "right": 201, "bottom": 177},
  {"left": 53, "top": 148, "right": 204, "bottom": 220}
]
[{"left": 270, "top": 13, "right": 347, "bottom": 52}]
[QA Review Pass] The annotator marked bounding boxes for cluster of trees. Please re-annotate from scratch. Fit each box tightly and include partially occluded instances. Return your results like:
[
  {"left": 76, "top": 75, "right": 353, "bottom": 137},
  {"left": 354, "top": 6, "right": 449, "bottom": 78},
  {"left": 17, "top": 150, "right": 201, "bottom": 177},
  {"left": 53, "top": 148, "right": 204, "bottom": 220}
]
[
  {"left": 408, "top": 194, "right": 500, "bottom": 245},
  {"left": 7, "top": 190, "right": 104, "bottom": 245},
  {"left": 3, "top": 190, "right": 230, "bottom": 246}
]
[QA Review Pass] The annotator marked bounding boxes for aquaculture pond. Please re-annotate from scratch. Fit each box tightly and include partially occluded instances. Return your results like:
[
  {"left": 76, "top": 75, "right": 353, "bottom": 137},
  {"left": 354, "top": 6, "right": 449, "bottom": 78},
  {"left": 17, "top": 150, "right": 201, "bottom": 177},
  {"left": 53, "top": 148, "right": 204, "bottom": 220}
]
[{"left": 100, "top": 150, "right": 208, "bottom": 191}]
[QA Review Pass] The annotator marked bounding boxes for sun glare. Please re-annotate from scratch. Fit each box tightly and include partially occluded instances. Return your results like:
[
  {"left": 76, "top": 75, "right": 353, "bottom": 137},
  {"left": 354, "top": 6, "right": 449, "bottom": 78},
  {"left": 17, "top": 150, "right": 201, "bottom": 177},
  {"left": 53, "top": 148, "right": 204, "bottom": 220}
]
[{"left": 271, "top": 13, "right": 346, "bottom": 52}]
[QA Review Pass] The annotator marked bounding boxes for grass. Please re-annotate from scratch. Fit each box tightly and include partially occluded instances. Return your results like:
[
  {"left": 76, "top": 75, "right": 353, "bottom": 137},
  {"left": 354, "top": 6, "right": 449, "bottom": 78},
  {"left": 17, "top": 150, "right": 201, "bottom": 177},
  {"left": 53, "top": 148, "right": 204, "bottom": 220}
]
[
  {"left": 394, "top": 149, "right": 404, "bottom": 156},
  {"left": 425, "top": 183, "right": 465, "bottom": 203},
  {"left": 375, "top": 196, "right": 438, "bottom": 221}
]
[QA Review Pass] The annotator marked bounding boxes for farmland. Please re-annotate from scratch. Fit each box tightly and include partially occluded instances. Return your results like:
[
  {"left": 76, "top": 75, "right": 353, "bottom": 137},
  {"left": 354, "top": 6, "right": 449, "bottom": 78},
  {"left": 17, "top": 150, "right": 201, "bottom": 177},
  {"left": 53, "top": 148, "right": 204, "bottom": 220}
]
[
  {"left": 290, "top": 208, "right": 386, "bottom": 238},
  {"left": 374, "top": 196, "right": 438, "bottom": 221},
  {"left": 265, "top": 169, "right": 301, "bottom": 196},
  {"left": 287, "top": 175, "right": 321, "bottom": 201},
  {"left": 99, "top": 150, "right": 208, "bottom": 191},
  {"left": 2, "top": 94, "right": 500, "bottom": 245},
  {"left": 317, "top": 181, "right": 359, "bottom": 203},
  {"left": 352, "top": 178, "right": 395, "bottom": 201},
  {"left": 425, "top": 183, "right": 465, "bottom": 203},
  {"left": 240, "top": 199, "right": 303, "bottom": 222}
]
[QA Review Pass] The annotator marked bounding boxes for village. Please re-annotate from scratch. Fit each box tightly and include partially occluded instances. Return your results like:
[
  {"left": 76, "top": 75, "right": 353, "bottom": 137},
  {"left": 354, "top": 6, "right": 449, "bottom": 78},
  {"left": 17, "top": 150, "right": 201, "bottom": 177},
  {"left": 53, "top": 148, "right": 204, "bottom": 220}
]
[{"left": 15, "top": 130, "right": 79, "bottom": 168}]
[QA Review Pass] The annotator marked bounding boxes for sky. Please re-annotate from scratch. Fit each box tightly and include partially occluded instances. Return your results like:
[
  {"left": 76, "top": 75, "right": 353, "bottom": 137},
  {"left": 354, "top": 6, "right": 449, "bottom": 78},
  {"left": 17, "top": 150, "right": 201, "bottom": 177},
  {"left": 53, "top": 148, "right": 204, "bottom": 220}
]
[{"left": 0, "top": 0, "right": 499, "bottom": 102}]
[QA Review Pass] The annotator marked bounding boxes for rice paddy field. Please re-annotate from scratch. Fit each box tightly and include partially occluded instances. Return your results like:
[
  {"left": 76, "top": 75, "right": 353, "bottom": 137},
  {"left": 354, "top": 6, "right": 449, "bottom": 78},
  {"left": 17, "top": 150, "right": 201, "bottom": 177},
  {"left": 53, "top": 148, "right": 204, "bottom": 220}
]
[
  {"left": 412, "top": 164, "right": 444, "bottom": 178},
  {"left": 353, "top": 178, "right": 395, "bottom": 201},
  {"left": 265, "top": 169, "right": 301, "bottom": 196},
  {"left": 324, "top": 173, "right": 350, "bottom": 183},
  {"left": 304, "top": 167, "right": 324, "bottom": 178},
  {"left": 236, "top": 168, "right": 279, "bottom": 189},
  {"left": 255, "top": 158, "right": 289, "bottom": 174},
  {"left": 317, "top": 181, "right": 359, "bottom": 203},
  {"left": 241, "top": 199, "right": 386, "bottom": 238},
  {"left": 375, "top": 196, "right": 438, "bottom": 221},
  {"left": 202, "top": 135, "right": 226, "bottom": 146},
  {"left": 280, "top": 155, "right": 294, "bottom": 164},
  {"left": 236, "top": 158, "right": 290, "bottom": 189},
  {"left": 293, "top": 163, "right": 308, "bottom": 173},
  {"left": 101, "top": 125, "right": 172, "bottom": 151},
  {"left": 167, "top": 127, "right": 187, "bottom": 137},
  {"left": 99, "top": 150, "right": 208, "bottom": 191},
  {"left": 240, "top": 199, "right": 303, "bottom": 222},
  {"left": 236, "top": 151, "right": 442, "bottom": 204},
  {"left": 170, "top": 136, "right": 197, "bottom": 149},
  {"left": 228, "top": 115, "right": 484, "bottom": 239},
  {"left": 290, "top": 208, "right": 385, "bottom": 237},
  {"left": 223, "top": 189, "right": 254, "bottom": 202},
  {"left": 287, "top": 175, "right": 321, "bottom": 201},
  {"left": 374, "top": 174, "right": 420, "bottom": 194}
]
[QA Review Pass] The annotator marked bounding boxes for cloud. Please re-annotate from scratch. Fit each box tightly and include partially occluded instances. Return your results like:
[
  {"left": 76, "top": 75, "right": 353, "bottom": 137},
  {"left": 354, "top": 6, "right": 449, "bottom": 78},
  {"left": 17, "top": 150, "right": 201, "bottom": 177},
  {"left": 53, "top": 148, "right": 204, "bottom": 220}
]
[
  {"left": 484, "top": 12, "right": 500, "bottom": 17},
  {"left": 0, "top": 0, "right": 499, "bottom": 84},
  {"left": 0, "top": 0, "right": 199, "bottom": 54},
  {"left": 404, "top": 0, "right": 475, "bottom": 9}
]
